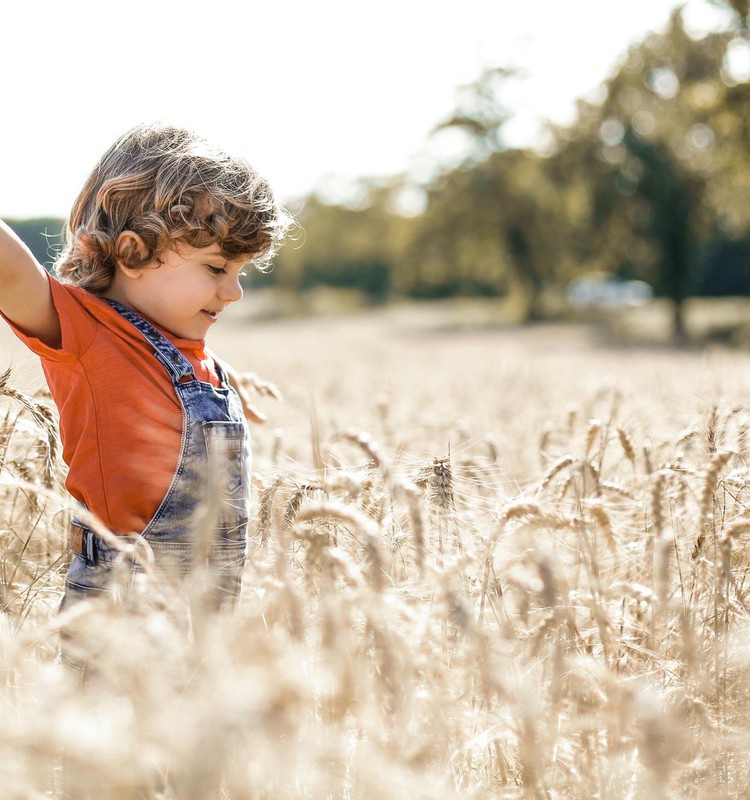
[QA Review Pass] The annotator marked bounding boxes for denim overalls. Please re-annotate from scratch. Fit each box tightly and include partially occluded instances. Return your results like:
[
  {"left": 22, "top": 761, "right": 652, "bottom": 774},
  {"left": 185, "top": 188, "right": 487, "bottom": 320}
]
[{"left": 62, "top": 300, "right": 250, "bottom": 612}]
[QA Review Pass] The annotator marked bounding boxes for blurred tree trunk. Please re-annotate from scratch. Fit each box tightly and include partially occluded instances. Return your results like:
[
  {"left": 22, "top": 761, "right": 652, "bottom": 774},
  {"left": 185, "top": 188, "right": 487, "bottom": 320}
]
[
  {"left": 673, "top": 302, "right": 687, "bottom": 345},
  {"left": 623, "top": 128, "right": 701, "bottom": 345},
  {"left": 505, "top": 223, "right": 545, "bottom": 321}
]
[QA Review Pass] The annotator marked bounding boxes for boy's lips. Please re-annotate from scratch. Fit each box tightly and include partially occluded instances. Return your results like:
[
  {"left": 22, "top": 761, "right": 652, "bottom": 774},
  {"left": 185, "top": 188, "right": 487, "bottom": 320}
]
[{"left": 201, "top": 310, "right": 219, "bottom": 321}]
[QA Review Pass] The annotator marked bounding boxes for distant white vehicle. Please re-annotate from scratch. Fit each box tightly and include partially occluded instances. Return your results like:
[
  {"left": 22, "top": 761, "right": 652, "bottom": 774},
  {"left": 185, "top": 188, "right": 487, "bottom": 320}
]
[{"left": 568, "top": 273, "right": 653, "bottom": 307}]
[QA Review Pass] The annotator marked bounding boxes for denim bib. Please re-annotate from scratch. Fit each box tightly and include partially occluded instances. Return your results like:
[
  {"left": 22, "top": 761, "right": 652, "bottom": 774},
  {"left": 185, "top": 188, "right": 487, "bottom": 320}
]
[{"left": 62, "top": 300, "right": 250, "bottom": 609}]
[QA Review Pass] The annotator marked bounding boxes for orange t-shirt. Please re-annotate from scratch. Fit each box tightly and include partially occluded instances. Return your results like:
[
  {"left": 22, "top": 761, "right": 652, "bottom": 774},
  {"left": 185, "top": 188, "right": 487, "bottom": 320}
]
[{"left": 2, "top": 274, "right": 221, "bottom": 535}]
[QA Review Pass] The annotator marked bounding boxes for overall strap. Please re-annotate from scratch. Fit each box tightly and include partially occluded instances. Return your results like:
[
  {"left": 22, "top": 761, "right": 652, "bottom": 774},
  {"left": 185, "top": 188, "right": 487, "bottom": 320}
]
[
  {"left": 106, "top": 299, "right": 194, "bottom": 384},
  {"left": 205, "top": 348, "right": 230, "bottom": 387}
]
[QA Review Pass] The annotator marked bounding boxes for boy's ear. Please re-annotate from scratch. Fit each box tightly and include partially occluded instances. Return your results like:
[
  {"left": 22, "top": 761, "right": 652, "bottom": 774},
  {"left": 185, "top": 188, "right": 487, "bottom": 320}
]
[{"left": 114, "top": 231, "right": 150, "bottom": 275}]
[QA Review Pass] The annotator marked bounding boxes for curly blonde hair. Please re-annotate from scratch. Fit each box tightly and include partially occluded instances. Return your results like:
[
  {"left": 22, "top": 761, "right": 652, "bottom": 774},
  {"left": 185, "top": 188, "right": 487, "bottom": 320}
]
[{"left": 55, "top": 122, "right": 292, "bottom": 294}]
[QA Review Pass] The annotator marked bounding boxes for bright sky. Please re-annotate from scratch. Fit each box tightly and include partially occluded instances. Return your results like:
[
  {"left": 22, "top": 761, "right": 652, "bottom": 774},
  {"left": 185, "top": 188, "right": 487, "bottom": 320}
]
[{"left": 1, "top": 0, "right": 736, "bottom": 218}]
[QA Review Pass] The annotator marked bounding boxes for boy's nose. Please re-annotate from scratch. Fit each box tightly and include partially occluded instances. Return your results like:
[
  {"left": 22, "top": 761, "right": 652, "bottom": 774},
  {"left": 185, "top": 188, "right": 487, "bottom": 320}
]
[{"left": 219, "top": 274, "right": 243, "bottom": 303}]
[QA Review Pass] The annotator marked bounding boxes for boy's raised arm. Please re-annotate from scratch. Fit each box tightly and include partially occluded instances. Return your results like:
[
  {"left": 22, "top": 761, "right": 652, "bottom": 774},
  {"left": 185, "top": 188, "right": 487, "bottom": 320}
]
[{"left": 0, "top": 219, "right": 61, "bottom": 347}]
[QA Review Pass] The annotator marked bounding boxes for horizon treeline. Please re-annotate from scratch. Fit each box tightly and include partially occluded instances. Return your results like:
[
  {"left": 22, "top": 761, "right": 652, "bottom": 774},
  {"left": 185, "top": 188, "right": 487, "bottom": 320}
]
[{"left": 9, "top": 8, "right": 750, "bottom": 337}]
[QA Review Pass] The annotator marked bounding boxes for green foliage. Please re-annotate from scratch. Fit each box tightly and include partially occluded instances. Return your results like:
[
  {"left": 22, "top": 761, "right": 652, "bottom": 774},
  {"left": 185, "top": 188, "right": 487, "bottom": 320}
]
[
  {"left": 301, "top": 259, "right": 390, "bottom": 296},
  {"left": 698, "top": 233, "right": 750, "bottom": 295},
  {"left": 396, "top": 151, "right": 564, "bottom": 314},
  {"left": 272, "top": 190, "right": 414, "bottom": 301},
  {"left": 5, "top": 218, "right": 65, "bottom": 269}
]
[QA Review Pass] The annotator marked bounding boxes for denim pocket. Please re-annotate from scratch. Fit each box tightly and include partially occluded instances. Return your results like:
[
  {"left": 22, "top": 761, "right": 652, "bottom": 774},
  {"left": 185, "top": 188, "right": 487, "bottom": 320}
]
[
  {"left": 202, "top": 421, "right": 249, "bottom": 495},
  {"left": 212, "top": 540, "right": 246, "bottom": 608},
  {"left": 201, "top": 421, "right": 250, "bottom": 539},
  {"left": 62, "top": 553, "right": 112, "bottom": 605}
]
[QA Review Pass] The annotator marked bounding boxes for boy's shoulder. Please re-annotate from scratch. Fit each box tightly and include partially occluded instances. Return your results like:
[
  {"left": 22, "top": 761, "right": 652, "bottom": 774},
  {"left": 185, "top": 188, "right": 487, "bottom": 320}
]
[
  {"left": 48, "top": 272, "right": 105, "bottom": 311},
  {"left": 9, "top": 274, "right": 129, "bottom": 361},
  {"left": 49, "top": 273, "right": 152, "bottom": 333}
]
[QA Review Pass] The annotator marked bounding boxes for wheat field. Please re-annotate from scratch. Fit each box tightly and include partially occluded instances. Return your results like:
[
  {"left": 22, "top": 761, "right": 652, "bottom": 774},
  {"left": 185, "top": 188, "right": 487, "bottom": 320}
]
[{"left": 3, "top": 305, "right": 750, "bottom": 798}]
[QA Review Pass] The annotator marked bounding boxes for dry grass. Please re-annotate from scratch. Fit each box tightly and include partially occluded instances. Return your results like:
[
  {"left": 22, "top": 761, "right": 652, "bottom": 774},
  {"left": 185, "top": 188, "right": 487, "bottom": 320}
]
[{"left": 3, "top": 312, "right": 750, "bottom": 798}]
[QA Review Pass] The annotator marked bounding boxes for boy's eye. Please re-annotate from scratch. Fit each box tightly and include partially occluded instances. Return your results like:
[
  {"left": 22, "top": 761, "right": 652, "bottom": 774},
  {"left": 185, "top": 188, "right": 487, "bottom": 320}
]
[{"left": 207, "top": 266, "right": 226, "bottom": 275}]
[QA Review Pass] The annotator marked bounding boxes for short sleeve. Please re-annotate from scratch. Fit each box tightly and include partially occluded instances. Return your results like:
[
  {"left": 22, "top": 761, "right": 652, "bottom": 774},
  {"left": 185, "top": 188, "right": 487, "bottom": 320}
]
[{"left": 0, "top": 273, "right": 98, "bottom": 362}]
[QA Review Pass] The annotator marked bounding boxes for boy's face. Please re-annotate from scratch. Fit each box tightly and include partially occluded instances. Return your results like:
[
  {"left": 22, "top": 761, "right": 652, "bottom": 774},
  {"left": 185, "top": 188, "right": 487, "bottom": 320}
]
[{"left": 112, "top": 242, "right": 247, "bottom": 340}]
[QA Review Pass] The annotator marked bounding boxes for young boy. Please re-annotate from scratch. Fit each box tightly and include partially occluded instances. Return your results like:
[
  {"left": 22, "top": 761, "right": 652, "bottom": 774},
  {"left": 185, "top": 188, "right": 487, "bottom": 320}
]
[{"left": 0, "top": 122, "right": 290, "bottom": 612}]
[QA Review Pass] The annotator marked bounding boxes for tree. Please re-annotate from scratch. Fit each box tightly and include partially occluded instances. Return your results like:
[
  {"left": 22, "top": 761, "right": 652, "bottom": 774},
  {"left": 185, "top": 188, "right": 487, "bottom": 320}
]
[
  {"left": 622, "top": 127, "right": 705, "bottom": 341},
  {"left": 409, "top": 67, "right": 569, "bottom": 318},
  {"left": 400, "top": 148, "right": 566, "bottom": 316},
  {"left": 553, "top": 9, "right": 747, "bottom": 340},
  {"left": 270, "top": 183, "right": 415, "bottom": 300}
]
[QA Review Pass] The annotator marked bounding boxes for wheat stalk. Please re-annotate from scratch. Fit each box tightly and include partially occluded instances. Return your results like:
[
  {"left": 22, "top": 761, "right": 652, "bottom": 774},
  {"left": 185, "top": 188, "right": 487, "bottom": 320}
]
[{"left": 692, "top": 450, "right": 734, "bottom": 559}]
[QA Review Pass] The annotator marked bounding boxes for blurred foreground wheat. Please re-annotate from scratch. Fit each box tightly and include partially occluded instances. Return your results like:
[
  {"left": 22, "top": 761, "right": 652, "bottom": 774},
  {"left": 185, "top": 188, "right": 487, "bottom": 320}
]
[{"left": 3, "top": 325, "right": 750, "bottom": 798}]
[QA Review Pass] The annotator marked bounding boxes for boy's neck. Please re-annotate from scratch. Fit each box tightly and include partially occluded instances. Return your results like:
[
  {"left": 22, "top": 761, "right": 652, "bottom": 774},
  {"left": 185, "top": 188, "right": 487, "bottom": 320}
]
[{"left": 100, "top": 284, "right": 131, "bottom": 308}]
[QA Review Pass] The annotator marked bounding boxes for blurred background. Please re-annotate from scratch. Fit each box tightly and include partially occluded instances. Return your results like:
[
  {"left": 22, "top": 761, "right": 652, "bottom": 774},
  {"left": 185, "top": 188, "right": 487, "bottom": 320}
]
[{"left": 4, "top": 0, "right": 750, "bottom": 347}]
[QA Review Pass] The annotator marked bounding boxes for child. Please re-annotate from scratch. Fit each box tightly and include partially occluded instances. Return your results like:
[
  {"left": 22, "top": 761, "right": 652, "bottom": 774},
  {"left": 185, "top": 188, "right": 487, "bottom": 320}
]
[{"left": 0, "top": 122, "right": 290, "bottom": 614}]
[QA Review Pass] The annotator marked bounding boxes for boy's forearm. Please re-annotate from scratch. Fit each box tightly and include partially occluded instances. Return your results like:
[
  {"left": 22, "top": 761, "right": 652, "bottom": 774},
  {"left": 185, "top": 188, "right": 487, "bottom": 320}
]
[
  {"left": 0, "top": 218, "right": 61, "bottom": 346},
  {"left": 0, "top": 219, "right": 44, "bottom": 284}
]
